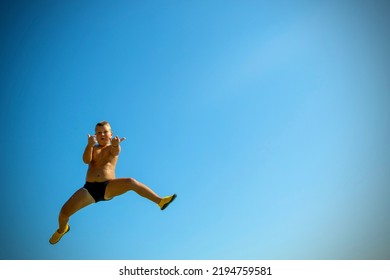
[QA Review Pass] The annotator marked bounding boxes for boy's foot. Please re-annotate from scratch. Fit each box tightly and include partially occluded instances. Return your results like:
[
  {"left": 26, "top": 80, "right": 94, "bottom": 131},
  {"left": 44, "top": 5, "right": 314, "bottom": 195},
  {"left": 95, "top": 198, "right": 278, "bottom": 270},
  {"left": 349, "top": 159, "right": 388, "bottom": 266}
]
[
  {"left": 158, "top": 194, "right": 177, "bottom": 210},
  {"left": 49, "top": 224, "right": 70, "bottom": 245}
]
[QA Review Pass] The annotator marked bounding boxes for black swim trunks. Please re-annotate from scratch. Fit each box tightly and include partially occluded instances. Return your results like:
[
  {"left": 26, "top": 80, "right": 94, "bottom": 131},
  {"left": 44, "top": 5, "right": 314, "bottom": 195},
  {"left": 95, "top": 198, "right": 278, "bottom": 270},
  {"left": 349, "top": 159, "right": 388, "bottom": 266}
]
[{"left": 83, "top": 181, "right": 111, "bottom": 203}]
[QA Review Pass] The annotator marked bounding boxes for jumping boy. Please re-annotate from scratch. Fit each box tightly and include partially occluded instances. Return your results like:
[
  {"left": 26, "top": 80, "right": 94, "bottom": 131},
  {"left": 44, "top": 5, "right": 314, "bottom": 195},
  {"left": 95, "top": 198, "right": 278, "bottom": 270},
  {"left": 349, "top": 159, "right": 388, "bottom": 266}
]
[{"left": 49, "top": 121, "right": 176, "bottom": 244}]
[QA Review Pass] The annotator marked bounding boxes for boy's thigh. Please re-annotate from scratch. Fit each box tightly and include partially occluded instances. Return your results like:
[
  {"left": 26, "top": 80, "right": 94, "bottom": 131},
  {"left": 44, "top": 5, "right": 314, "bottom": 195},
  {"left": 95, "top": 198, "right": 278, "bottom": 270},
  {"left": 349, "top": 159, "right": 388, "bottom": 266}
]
[
  {"left": 105, "top": 178, "right": 136, "bottom": 199},
  {"left": 62, "top": 187, "right": 95, "bottom": 215}
]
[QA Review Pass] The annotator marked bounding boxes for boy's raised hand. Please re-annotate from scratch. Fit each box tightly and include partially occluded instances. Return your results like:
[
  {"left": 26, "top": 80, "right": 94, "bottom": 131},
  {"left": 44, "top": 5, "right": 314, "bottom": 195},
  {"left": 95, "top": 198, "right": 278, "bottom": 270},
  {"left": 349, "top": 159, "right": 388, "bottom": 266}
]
[
  {"left": 87, "top": 134, "right": 97, "bottom": 147},
  {"left": 111, "top": 136, "right": 126, "bottom": 146}
]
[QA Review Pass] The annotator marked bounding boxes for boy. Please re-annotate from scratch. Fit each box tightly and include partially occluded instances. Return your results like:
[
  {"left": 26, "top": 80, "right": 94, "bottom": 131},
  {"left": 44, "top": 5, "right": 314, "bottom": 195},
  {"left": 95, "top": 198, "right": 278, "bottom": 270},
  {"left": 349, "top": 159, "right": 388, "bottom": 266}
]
[{"left": 49, "top": 121, "right": 176, "bottom": 244}]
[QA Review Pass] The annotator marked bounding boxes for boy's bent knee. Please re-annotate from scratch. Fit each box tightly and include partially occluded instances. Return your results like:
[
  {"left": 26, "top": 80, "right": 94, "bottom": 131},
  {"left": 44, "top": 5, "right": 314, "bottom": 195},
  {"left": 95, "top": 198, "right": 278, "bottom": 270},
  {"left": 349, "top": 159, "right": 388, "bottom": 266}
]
[
  {"left": 126, "top": 178, "right": 138, "bottom": 185},
  {"left": 60, "top": 204, "right": 74, "bottom": 218},
  {"left": 59, "top": 207, "right": 71, "bottom": 219}
]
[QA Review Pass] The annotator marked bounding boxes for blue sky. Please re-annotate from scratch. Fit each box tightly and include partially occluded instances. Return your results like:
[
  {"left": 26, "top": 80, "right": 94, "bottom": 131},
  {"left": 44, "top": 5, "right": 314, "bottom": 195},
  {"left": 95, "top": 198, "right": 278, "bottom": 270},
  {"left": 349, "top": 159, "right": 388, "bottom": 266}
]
[{"left": 1, "top": 0, "right": 389, "bottom": 259}]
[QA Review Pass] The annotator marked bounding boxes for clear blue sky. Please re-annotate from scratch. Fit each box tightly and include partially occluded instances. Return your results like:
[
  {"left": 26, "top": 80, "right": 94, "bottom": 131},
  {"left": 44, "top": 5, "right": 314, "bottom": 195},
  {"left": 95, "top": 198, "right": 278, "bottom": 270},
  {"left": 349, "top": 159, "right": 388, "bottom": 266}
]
[{"left": 1, "top": 0, "right": 389, "bottom": 260}]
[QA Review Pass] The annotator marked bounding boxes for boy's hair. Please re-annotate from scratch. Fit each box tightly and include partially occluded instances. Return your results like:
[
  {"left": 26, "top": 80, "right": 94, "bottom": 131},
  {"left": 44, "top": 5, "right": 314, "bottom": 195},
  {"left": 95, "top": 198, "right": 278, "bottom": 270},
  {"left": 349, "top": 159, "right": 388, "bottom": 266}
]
[{"left": 96, "top": 121, "right": 112, "bottom": 131}]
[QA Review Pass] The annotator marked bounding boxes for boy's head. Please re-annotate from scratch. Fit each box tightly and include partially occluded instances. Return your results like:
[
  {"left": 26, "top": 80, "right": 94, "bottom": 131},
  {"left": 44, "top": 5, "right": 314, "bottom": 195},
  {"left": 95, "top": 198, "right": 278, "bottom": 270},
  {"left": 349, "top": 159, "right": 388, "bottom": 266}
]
[
  {"left": 96, "top": 121, "right": 112, "bottom": 131},
  {"left": 95, "top": 121, "right": 113, "bottom": 146}
]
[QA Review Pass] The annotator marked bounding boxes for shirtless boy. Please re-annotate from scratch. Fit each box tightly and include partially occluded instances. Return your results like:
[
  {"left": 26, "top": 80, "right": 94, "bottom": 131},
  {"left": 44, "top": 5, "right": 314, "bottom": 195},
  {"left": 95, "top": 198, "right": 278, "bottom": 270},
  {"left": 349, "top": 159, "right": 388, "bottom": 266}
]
[{"left": 49, "top": 121, "right": 176, "bottom": 244}]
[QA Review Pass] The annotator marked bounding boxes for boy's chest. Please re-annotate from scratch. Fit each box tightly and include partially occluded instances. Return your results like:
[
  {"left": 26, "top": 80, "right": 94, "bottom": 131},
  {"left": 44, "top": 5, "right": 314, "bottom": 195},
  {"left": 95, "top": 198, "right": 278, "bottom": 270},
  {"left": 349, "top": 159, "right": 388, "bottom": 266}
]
[{"left": 92, "top": 147, "right": 112, "bottom": 163}]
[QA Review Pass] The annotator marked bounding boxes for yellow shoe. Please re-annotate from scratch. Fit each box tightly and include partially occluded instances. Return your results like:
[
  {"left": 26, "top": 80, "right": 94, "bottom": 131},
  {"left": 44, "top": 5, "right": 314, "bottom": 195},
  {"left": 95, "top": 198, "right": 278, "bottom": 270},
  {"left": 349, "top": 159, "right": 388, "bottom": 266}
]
[
  {"left": 158, "top": 194, "right": 177, "bottom": 210},
  {"left": 49, "top": 224, "right": 70, "bottom": 245}
]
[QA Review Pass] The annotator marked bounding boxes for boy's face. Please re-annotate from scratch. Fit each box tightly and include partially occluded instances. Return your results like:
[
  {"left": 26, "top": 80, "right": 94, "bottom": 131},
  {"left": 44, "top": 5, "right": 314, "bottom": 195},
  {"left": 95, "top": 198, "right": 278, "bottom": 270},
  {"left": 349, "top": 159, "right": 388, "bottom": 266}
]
[{"left": 95, "top": 124, "right": 113, "bottom": 146}]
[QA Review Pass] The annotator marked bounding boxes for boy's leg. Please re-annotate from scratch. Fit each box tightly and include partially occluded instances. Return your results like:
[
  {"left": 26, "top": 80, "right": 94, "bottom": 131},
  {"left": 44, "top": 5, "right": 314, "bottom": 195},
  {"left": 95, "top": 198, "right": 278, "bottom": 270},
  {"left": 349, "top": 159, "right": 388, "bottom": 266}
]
[
  {"left": 50, "top": 187, "right": 95, "bottom": 244},
  {"left": 105, "top": 178, "right": 177, "bottom": 209},
  {"left": 58, "top": 187, "right": 95, "bottom": 231},
  {"left": 105, "top": 178, "right": 161, "bottom": 203}
]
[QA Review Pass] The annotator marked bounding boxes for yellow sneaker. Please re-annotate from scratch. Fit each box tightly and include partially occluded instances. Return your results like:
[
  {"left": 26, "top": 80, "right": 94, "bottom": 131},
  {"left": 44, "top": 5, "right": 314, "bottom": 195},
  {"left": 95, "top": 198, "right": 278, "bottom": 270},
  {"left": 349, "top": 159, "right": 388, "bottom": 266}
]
[
  {"left": 49, "top": 224, "right": 70, "bottom": 245},
  {"left": 158, "top": 194, "right": 177, "bottom": 210}
]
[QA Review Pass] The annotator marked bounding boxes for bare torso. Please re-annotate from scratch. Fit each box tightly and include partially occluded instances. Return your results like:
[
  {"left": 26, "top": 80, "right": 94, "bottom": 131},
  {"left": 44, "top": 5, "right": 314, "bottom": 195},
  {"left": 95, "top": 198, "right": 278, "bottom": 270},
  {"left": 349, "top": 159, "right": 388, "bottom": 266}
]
[{"left": 86, "top": 145, "right": 118, "bottom": 182}]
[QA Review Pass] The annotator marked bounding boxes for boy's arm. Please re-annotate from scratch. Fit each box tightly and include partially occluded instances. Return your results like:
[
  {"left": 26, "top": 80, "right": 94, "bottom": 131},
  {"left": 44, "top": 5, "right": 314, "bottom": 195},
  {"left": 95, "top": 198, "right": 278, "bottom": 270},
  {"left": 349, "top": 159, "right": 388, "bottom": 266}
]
[
  {"left": 110, "top": 136, "right": 126, "bottom": 156},
  {"left": 110, "top": 144, "right": 121, "bottom": 156},
  {"left": 83, "top": 134, "right": 96, "bottom": 164}
]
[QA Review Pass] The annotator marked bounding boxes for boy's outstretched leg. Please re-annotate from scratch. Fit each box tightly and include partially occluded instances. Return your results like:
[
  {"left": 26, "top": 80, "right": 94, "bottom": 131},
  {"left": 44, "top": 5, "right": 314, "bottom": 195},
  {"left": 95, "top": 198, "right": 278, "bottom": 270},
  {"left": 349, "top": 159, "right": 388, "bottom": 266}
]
[{"left": 105, "top": 178, "right": 177, "bottom": 209}]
